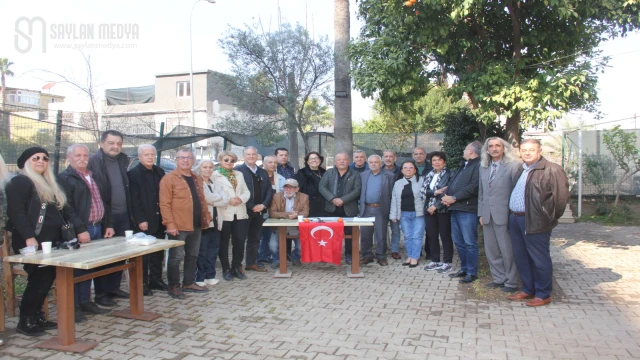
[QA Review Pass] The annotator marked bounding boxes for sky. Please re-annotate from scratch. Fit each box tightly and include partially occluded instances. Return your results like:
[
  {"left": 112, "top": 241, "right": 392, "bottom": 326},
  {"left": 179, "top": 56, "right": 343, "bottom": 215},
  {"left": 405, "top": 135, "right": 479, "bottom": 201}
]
[{"left": 1, "top": 0, "right": 639, "bottom": 127}]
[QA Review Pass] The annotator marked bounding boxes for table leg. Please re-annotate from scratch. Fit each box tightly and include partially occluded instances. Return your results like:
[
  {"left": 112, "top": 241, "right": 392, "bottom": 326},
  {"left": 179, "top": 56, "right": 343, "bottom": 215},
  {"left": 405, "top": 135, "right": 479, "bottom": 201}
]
[
  {"left": 112, "top": 256, "right": 161, "bottom": 321},
  {"left": 347, "top": 226, "right": 364, "bottom": 278},
  {"left": 35, "top": 267, "right": 97, "bottom": 353},
  {"left": 274, "top": 226, "right": 291, "bottom": 278}
]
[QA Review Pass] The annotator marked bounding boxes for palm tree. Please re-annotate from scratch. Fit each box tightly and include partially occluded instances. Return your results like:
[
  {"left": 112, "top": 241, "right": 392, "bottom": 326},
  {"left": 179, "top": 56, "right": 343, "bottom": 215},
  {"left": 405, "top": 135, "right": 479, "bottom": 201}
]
[
  {"left": 334, "top": 0, "right": 353, "bottom": 156},
  {"left": 0, "top": 58, "right": 15, "bottom": 109}
]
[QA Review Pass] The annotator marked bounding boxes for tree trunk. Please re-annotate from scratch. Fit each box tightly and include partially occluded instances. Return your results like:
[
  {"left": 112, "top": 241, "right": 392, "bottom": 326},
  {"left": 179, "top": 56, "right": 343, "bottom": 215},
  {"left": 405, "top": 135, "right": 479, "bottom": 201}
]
[
  {"left": 334, "top": 0, "right": 353, "bottom": 157},
  {"left": 506, "top": 1, "right": 523, "bottom": 148},
  {"left": 287, "top": 72, "right": 300, "bottom": 170},
  {"left": 506, "top": 110, "right": 521, "bottom": 148}
]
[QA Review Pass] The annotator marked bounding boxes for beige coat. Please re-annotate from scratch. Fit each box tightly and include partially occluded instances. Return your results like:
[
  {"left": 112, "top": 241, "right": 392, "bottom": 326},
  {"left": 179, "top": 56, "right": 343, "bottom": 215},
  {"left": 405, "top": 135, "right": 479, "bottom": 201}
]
[
  {"left": 202, "top": 176, "right": 229, "bottom": 230},
  {"left": 211, "top": 170, "right": 250, "bottom": 222}
]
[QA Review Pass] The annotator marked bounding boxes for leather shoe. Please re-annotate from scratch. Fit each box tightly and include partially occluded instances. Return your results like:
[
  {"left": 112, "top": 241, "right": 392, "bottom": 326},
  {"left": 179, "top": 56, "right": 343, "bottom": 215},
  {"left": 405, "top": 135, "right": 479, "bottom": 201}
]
[
  {"left": 448, "top": 269, "right": 467, "bottom": 278},
  {"left": 74, "top": 307, "right": 87, "bottom": 323},
  {"left": 95, "top": 295, "right": 117, "bottom": 307},
  {"left": 182, "top": 283, "right": 209, "bottom": 293},
  {"left": 484, "top": 282, "right": 504, "bottom": 288},
  {"left": 108, "top": 289, "right": 130, "bottom": 299},
  {"left": 223, "top": 271, "right": 234, "bottom": 281},
  {"left": 168, "top": 284, "right": 186, "bottom": 299},
  {"left": 79, "top": 301, "right": 110, "bottom": 315},
  {"left": 232, "top": 268, "right": 247, "bottom": 280},
  {"left": 361, "top": 257, "right": 375, "bottom": 265},
  {"left": 460, "top": 274, "right": 478, "bottom": 283},
  {"left": 526, "top": 297, "right": 551, "bottom": 307},
  {"left": 501, "top": 286, "right": 519, "bottom": 293},
  {"left": 292, "top": 260, "right": 302, "bottom": 266},
  {"left": 391, "top": 252, "right": 401, "bottom": 260},
  {"left": 377, "top": 259, "right": 388, "bottom": 266},
  {"left": 245, "top": 264, "right": 267, "bottom": 272},
  {"left": 507, "top": 292, "right": 534, "bottom": 301},
  {"left": 149, "top": 280, "right": 169, "bottom": 291},
  {"left": 143, "top": 284, "right": 154, "bottom": 296},
  {"left": 345, "top": 258, "right": 352, "bottom": 265}
]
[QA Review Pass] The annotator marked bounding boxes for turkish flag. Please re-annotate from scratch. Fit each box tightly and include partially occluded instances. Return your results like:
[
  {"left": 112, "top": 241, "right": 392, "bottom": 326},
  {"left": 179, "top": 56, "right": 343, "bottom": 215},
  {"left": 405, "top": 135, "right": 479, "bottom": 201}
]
[{"left": 299, "top": 222, "right": 344, "bottom": 265}]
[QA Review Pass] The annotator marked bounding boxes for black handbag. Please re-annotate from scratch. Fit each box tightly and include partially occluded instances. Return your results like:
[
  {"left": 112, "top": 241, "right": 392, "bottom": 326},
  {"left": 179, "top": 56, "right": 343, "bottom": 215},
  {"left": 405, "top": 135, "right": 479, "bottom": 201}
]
[{"left": 58, "top": 209, "right": 76, "bottom": 241}]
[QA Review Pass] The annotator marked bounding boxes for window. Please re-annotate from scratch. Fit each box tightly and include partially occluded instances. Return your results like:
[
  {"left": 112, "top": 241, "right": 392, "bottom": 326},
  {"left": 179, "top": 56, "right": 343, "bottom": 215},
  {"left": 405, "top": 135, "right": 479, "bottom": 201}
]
[
  {"left": 7, "top": 94, "right": 15, "bottom": 104},
  {"left": 176, "top": 82, "right": 190, "bottom": 98},
  {"left": 16, "top": 90, "right": 39, "bottom": 105}
]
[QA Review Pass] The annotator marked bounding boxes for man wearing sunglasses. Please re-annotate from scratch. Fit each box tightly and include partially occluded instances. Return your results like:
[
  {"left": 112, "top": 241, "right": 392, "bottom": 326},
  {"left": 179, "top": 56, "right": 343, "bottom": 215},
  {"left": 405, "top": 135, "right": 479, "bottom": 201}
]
[
  {"left": 87, "top": 130, "right": 132, "bottom": 307},
  {"left": 235, "top": 146, "right": 274, "bottom": 272}
]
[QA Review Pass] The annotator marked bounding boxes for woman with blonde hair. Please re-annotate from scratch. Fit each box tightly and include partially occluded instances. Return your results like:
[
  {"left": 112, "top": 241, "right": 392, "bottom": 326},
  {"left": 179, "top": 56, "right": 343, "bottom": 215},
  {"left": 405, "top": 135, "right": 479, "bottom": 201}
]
[
  {"left": 6, "top": 147, "right": 73, "bottom": 336},
  {"left": 212, "top": 150, "right": 250, "bottom": 281}
]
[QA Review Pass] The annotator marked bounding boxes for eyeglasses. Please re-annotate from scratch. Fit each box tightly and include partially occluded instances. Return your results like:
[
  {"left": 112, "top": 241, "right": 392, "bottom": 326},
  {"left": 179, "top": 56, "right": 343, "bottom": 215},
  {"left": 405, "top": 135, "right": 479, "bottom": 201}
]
[
  {"left": 31, "top": 155, "right": 50, "bottom": 162},
  {"left": 308, "top": 157, "right": 320, "bottom": 161},
  {"left": 176, "top": 156, "right": 193, "bottom": 161},
  {"left": 222, "top": 158, "right": 236, "bottom": 163}
]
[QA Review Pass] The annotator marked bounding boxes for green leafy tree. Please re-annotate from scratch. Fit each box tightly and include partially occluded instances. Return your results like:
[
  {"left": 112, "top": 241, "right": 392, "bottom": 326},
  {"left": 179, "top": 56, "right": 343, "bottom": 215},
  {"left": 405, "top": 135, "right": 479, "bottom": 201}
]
[
  {"left": 350, "top": 0, "right": 640, "bottom": 146},
  {"left": 218, "top": 22, "right": 333, "bottom": 168},
  {"left": 602, "top": 125, "right": 640, "bottom": 210}
]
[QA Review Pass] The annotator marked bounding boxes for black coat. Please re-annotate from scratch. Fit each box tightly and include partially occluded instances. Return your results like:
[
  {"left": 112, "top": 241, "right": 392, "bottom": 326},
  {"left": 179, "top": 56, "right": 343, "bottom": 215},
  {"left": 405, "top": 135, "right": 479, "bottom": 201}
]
[
  {"left": 87, "top": 148, "right": 132, "bottom": 223},
  {"left": 6, "top": 174, "right": 73, "bottom": 252},
  {"left": 447, "top": 157, "right": 481, "bottom": 213},
  {"left": 295, "top": 166, "right": 327, "bottom": 217},
  {"left": 234, "top": 164, "right": 274, "bottom": 217},
  {"left": 57, "top": 165, "right": 110, "bottom": 233},
  {"left": 128, "top": 163, "right": 166, "bottom": 234}
]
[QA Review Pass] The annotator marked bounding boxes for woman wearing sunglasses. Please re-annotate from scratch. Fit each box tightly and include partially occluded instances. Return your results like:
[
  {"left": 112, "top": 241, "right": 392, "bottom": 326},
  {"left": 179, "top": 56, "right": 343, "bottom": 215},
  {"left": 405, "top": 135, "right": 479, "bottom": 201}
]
[
  {"left": 5, "top": 147, "right": 74, "bottom": 336},
  {"left": 211, "top": 150, "right": 251, "bottom": 281}
]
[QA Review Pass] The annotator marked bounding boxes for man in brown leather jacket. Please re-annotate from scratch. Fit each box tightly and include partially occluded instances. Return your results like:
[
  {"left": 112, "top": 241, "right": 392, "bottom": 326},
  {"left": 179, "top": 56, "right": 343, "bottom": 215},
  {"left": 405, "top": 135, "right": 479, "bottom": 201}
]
[{"left": 507, "top": 139, "right": 569, "bottom": 307}]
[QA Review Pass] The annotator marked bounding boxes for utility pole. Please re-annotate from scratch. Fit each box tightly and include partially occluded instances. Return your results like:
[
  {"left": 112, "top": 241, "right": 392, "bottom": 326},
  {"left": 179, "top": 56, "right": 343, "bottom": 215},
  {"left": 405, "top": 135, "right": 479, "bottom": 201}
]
[{"left": 578, "top": 116, "right": 583, "bottom": 218}]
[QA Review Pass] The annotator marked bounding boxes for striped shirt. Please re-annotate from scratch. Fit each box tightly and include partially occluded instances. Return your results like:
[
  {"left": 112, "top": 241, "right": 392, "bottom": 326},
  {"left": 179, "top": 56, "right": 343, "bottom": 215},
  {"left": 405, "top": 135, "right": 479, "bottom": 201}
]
[{"left": 509, "top": 162, "right": 537, "bottom": 213}]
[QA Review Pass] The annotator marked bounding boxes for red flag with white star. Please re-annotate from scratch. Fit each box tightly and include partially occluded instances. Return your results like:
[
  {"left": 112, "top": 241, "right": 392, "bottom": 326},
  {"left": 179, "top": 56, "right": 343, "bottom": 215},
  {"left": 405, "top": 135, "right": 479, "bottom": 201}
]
[{"left": 299, "top": 222, "right": 344, "bottom": 265}]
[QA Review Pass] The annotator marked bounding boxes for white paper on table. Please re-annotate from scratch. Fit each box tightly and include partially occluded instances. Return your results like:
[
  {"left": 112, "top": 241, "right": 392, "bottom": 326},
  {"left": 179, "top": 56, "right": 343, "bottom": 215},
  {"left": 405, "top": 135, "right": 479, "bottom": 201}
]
[{"left": 350, "top": 217, "right": 375, "bottom": 222}]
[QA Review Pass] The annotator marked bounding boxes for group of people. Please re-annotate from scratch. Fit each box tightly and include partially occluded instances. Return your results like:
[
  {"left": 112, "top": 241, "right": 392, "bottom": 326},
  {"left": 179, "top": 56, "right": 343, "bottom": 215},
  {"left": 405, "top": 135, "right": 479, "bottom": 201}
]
[{"left": 0, "top": 133, "right": 569, "bottom": 337}]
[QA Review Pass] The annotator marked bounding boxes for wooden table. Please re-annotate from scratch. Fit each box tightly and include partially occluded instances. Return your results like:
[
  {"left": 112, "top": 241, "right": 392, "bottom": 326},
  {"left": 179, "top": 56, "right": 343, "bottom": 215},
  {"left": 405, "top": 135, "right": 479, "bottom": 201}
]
[
  {"left": 263, "top": 218, "right": 374, "bottom": 278},
  {"left": 3, "top": 237, "right": 184, "bottom": 353}
]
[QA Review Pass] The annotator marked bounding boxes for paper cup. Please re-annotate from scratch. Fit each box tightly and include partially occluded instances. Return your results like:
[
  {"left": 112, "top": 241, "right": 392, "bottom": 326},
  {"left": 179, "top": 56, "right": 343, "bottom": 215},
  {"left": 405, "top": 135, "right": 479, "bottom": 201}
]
[
  {"left": 42, "top": 242, "right": 52, "bottom": 254},
  {"left": 125, "top": 230, "right": 134, "bottom": 238},
  {"left": 298, "top": 215, "right": 304, "bottom": 222}
]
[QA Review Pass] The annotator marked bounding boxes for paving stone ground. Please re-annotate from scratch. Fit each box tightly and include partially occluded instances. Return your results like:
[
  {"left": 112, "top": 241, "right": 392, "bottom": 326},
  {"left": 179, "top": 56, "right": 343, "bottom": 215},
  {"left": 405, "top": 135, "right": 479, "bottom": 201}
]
[{"left": 1, "top": 222, "right": 639, "bottom": 359}]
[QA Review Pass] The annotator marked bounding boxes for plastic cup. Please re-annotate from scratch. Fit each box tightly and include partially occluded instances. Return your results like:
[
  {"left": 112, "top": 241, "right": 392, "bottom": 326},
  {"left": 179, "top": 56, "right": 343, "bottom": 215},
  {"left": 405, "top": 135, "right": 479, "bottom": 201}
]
[
  {"left": 298, "top": 215, "right": 304, "bottom": 222},
  {"left": 42, "top": 242, "right": 52, "bottom": 254},
  {"left": 125, "top": 230, "right": 134, "bottom": 238}
]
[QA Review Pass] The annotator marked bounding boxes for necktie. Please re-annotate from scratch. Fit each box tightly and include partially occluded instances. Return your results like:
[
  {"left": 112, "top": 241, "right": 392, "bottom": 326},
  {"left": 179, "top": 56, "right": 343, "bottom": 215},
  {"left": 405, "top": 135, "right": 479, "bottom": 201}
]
[{"left": 489, "top": 163, "right": 497, "bottom": 188}]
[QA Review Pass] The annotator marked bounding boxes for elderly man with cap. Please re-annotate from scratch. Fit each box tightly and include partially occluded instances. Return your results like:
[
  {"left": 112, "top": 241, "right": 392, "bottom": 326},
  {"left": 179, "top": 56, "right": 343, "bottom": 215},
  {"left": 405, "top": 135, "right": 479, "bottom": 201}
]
[{"left": 268, "top": 178, "right": 309, "bottom": 268}]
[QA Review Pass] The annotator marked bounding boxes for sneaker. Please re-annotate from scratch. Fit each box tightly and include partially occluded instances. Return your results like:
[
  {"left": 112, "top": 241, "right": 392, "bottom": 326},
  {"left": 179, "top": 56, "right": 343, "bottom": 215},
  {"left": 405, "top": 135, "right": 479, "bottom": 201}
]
[
  {"left": 204, "top": 279, "right": 220, "bottom": 286},
  {"left": 437, "top": 263, "right": 452, "bottom": 273},
  {"left": 195, "top": 281, "right": 206, "bottom": 287},
  {"left": 423, "top": 262, "right": 441, "bottom": 271}
]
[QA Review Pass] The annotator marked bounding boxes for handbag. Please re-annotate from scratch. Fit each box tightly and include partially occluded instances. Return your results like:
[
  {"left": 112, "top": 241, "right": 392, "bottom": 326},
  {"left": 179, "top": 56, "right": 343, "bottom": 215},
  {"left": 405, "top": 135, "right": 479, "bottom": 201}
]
[{"left": 58, "top": 209, "right": 76, "bottom": 241}]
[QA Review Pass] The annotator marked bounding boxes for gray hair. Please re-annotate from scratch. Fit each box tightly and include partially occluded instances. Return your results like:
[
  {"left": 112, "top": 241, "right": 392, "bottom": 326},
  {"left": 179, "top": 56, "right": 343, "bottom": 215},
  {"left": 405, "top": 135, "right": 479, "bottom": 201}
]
[
  {"left": 353, "top": 149, "right": 366, "bottom": 156},
  {"left": 521, "top": 138, "right": 542, "bottom": 147},
  {"left": 243, "top": 146, "right": 258, "bottom": 155},
  {"left": 335, "top": 152, "right": 350, "bottom": 160},
  {"left": 480, "top": 137, "right": 516, "bottom": 167},
  {"left": 137, "top": 144, "right": 157, "bottom": 156},
  {"left": 176, "top": 147, "right": 193, "bottom": 156},
  {"left": 217, "top": 150, "right": 238, "bottom": 162},
  {"left": 368, "top": 154, "right": 382, "bottom": 162},
  {"left": 412, "top": 147, "right": 426, "bottom": 154},
  {"left": 263, "top": 155, "right": 276, "bottom": 163},
  {"left": 468, "top": 141, "right": 482, "bottom": 156},
  {"left": 382, "top": 149, "right": 397, "bottom": 157},
  {"left": 66, "top": 144, "right": 90, "bottom": 155},
  {"left": 195, "top": 159, "right": 215, "bottom": 174}
]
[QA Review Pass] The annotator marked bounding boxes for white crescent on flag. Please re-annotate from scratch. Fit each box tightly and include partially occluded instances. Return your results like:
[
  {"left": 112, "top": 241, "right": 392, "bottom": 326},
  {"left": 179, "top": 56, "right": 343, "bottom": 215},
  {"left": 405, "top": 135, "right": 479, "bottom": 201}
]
[{"left": 310, "top": 225, "right": 334, "bottom": 239}]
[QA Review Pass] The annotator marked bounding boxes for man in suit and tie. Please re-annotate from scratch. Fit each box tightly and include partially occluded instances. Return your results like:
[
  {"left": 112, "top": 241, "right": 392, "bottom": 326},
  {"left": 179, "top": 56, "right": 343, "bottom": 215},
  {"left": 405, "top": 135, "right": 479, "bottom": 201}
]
[
  {"left": 358, "top": 155, "right": 395, "bottom": 266},
  {"left": 319, "top": 152, "right": 362, "bottom": 264},
  {"left": 478, "top": 137, "right": 521, "bottom": 293}
]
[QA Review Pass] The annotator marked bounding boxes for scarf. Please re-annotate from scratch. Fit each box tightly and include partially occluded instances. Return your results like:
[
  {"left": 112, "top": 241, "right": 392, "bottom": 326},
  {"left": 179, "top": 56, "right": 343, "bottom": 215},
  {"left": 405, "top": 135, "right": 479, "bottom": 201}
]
[
  {"left": 420, "top": 167, "right": 448, "bottom": 208},
  {"left": 217, "top": 168, "right": 237, "bottom": 190}
]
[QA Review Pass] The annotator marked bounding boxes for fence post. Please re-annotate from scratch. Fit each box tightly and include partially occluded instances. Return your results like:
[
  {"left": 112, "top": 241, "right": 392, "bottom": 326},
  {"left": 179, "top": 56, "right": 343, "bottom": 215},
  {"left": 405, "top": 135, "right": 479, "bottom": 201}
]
[
  {"left": 156, "top": 122, "right": 164, "bottom": 166},
  {"left": 53, "top": 110, "right": 63, "bottom": 174}
]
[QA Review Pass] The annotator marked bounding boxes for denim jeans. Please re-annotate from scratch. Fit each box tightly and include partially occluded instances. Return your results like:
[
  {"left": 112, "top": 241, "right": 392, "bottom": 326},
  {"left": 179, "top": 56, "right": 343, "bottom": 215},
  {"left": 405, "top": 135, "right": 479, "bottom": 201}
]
[
  {"left": 451, "top": 210, "right": 479, "bottom": 276},
  {"left": 388, "top": 219, "right": 401, "bottom": 252},
  {"left": 196, "top": 227, "right": 220, "bottom": 282},
  {"left": 399, "top": 211, "right": 425, "bottom": 259},
  {"left": 75, "top": 223, "right": 102, "bottom": 305},
  {"left": 258, "top": 227, "right": 273, "bottom": 262},
  {"left": 168, "top": 229, "right": 202, "bottom": 286},
  {"left": 269, "top": 230, "right": 301, "bottom": 264}
]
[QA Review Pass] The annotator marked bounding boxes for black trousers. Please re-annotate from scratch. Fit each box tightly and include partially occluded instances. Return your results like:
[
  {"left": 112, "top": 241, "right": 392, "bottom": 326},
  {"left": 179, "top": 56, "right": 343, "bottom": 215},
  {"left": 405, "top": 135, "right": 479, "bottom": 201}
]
[
  {"left": 424, "top": 212, "right": 454, "bottom": 263},
  {"left": 21, "top": 264, "right": 56, "bottom": 317},
  {"left": 219, "top": 217, "right": 249, "bottom": 272},
  {"left": 143, "top": 229, "right": 166, "bottom": 284},
  {"left": 244, "top": 215, "right": 265, "bottom": 267},
  {"left": 95, "top": 212, "right": 131, "bottom": 296}
]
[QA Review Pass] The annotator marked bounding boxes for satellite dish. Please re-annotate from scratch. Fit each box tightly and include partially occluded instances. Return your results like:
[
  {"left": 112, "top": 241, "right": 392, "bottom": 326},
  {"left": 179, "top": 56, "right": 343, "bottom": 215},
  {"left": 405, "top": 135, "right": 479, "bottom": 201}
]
[{"left": 42, "top": 82, "right": 56, "bottom": 90}]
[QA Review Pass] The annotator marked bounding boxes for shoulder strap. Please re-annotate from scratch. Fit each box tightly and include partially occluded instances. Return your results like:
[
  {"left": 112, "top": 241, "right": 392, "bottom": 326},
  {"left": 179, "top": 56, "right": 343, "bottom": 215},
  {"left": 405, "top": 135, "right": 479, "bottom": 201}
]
[{"left": 35, "top": 202, "right": 47, "bottom": 236}]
